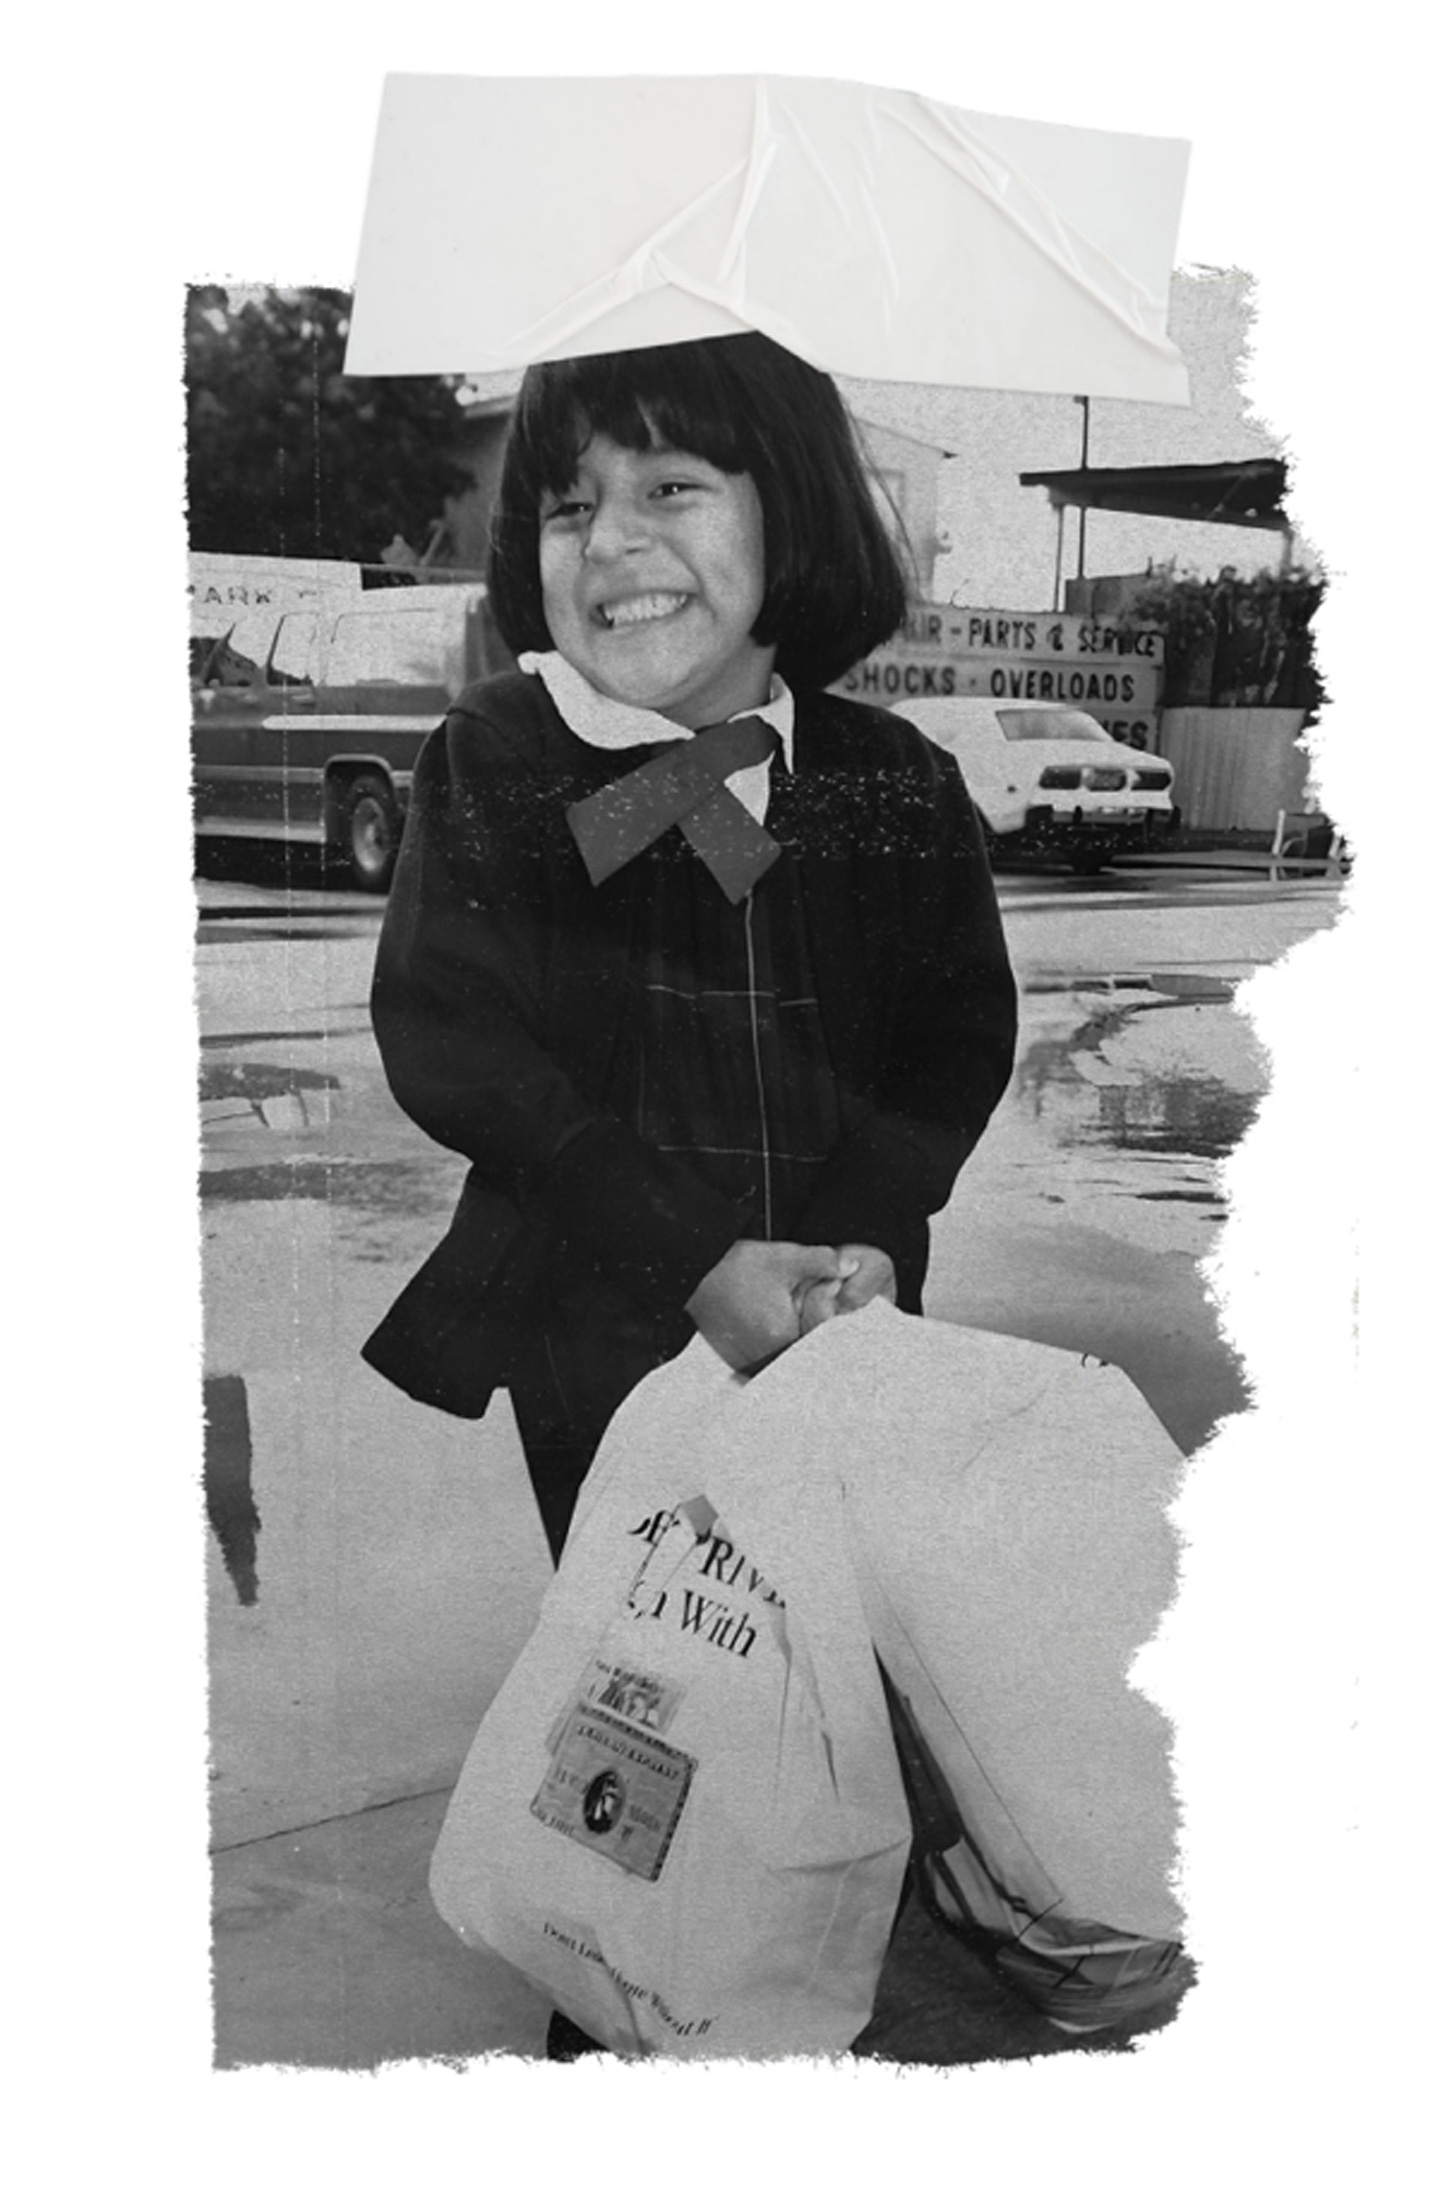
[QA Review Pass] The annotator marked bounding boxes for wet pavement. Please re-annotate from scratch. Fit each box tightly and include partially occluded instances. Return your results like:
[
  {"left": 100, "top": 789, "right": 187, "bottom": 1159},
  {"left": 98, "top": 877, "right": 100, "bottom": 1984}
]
[{"left": 197, "top": 851, "right": 1342, "bottom": 2067}]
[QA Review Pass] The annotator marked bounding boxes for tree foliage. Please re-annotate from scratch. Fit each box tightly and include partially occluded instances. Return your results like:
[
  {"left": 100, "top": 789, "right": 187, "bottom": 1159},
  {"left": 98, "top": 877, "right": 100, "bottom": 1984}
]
[
  {"left": 1125, "top": 566, "right": 1326, "bottom": 714},
  {"left": 185, "top": 286, "right": 474, "bottom": 564}
]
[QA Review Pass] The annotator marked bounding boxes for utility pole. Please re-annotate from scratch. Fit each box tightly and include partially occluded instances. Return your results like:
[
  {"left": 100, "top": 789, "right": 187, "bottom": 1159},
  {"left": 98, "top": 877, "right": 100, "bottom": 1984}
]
[{"left": 1075, "top": 394, "right": 1091, "bottom": 587}]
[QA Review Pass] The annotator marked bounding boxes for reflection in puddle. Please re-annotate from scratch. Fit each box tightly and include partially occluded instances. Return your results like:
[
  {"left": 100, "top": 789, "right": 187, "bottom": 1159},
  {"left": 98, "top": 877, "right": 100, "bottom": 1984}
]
[
  {"left": 200, "top": 1160, "right": 461, "bottom": 1264},
  {"left": 1136, "top": 1189, "right": 1226, "bottom": 1206},
  {"left": 204, "top": 1374, "right": 259, "bottom": 1607},
  {"left": 1088, "top": 1073, "right": 1260, "bottom": 1159},
  {"left": 199, "top": 1029, "right": 336, "bottom": 1050},
  {"left": 1024, "top": 976, "right": 1158, "bottom": 997},
  {"left": 1147, "top": 973, "right": 1239, "bottom": 1003},
  {"left": 201, "top": 1157, "right": 453, "bottom": 1213},
  {"left": 1015, "top": 999, "right": 1135, "bottom": 1106},
  {"left": 196, "top": 922, "right": 376, "bottom": 945},
  {"left": 200, "top": 1062, "right": 340, "bottom": 1103},
  {"left": 1016, "top": 983, "right": 1261, "bottom": 1163},
  {"left": 1023, "top": 971, "right": 1238, "bottom": 1005}
]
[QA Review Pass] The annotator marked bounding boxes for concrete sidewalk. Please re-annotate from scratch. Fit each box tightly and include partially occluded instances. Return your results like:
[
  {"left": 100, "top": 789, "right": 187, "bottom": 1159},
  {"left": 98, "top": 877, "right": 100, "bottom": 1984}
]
[
  {"left": 212, "top": 1790, "right": 546, "bottom": 2067},
  {"left": 204, "top": 1155, "right": 1200, "bottom": 2073},
  {"left": 200, "top": 892, "right": 1264, "bottom": 2076},
  {"left": 212, "top": 1784, "right": 1180, "bottom": 2069}
]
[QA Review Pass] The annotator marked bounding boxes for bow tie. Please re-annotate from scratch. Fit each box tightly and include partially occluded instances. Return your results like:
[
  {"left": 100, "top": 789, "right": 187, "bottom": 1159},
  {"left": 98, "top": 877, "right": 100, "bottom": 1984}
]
[{"left": 566, "top": 715, "right": 782, "bottom": 905}]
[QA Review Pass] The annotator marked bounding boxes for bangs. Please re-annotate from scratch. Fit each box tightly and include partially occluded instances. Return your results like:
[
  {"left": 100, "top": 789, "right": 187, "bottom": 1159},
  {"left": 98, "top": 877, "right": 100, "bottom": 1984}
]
[
  {"left": 488, "top": 333, "right": 909, "bottom": 688},
  {"left": 515, "top": 343, "right": 757, "bottom": 495}
]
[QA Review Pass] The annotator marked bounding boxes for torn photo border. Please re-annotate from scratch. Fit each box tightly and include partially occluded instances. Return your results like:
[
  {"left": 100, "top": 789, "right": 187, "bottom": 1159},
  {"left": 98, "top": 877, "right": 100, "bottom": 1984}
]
[
  {"left": 185, "top": 60, "right": 1343, "bottom": 2079},
  {"left": 30, "top": 27, "right": 1396, "bottom": 2194},
  {"left": 194, "top": 72, "right": 1334, "bottom": 2036}
]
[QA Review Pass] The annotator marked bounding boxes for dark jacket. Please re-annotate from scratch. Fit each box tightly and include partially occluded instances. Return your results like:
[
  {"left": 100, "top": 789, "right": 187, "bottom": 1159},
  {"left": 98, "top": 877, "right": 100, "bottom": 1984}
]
[{"left": 362, "top": 672, "right": 1017, "bottom": 1417}]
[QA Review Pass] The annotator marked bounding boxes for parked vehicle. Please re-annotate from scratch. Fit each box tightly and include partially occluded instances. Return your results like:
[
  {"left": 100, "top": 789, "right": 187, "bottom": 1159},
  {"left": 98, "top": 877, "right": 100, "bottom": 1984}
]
[
  {"left": 191, "top": 580, "right": 511, "bottom": 889},
  {"left": 891, "top": 697, "right": 1177, "bottom": 874}
]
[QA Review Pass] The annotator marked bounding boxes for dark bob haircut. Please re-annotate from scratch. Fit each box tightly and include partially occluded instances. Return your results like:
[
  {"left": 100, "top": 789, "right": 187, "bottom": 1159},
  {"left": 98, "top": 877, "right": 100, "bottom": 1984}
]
[{"left": 486, "top": 333, "right": 912, "bottom": 693}]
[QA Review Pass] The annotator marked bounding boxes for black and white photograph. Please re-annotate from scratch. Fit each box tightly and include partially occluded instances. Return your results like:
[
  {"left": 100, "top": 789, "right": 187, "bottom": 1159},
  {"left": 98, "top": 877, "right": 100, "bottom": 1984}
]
[{"left": 14, "top": 15, "right": 1420, "bottom": 2194}]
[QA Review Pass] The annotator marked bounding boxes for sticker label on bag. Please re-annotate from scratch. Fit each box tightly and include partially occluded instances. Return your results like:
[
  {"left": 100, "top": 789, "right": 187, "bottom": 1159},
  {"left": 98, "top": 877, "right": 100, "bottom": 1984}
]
[
  {"left": 533, "top": 1703, "right": 696, "bottom": 1882},
  {"left": 542, "top": 1658, "right": 686, "bottom": 1756},
  {"left": 583, "top": 1656, "right": 686, "bottom": 1736}
]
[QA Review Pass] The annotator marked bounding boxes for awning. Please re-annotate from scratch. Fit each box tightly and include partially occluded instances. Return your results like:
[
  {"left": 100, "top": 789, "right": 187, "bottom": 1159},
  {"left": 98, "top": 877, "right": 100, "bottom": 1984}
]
[{"left": 1018, "top": 458, "right": 1289, "bottom": 530}]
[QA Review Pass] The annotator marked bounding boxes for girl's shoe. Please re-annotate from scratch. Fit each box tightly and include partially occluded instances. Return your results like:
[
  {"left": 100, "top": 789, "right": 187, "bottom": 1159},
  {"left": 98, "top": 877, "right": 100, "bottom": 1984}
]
[{"left": 545, "top": 2010, "right": 606, "bottom": 2060}]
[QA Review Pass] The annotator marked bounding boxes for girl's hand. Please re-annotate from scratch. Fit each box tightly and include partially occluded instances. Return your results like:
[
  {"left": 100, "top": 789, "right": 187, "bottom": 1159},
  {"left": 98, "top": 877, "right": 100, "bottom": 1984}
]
[
  {"left": 686, "top": 1241, "right": 844, "bottom": 1370},
  {"left": 835, "top": 1243, "right": 898, "bottom": 1312},
  {"left": 797, "top": 1243, "right": 897, "bottom": 1335}
]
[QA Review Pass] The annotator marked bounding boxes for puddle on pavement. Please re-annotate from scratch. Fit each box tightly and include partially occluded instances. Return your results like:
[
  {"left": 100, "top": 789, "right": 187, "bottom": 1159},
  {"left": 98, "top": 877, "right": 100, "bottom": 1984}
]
[
  {"left": 199, "top": 1028, "right": 337, "bottom": 1050},
  {"left": 1136, "top": 1189, "right": 1228, "bottom": 1206},
  {"left": 1015, "top": 977, "right": 1261, "bottom": 1165},
  {"left": 1024, "top": 972, "right": 1238, "bottom": 1004},
  {"left": 1025, "top": 975, "right": 1158, "bottom": 997},
  {"left": 200, "top": 1062, "right": 340, "bottom": 1103},
  {"left": 201, "top": 1157, "right": 458, "bottom": 1239},
  {"left": 197, "top": 915, "right": 380, "bottom": 944},
  {"left": 1146, "top": 973, "right": 1240, "bottom": 1003},
  {"left": 204, "top": 1374, "right": 259, "bottom": 1607},
  {"left": 1086, "top": 1073, "right": 1260, "bottom": 1159}
]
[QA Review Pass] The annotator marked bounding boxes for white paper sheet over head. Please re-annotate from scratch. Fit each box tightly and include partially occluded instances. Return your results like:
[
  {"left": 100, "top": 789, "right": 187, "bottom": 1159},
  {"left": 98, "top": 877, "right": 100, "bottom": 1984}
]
[{"left": 345, "top": 74, "right": 1190, "bottom": 404}]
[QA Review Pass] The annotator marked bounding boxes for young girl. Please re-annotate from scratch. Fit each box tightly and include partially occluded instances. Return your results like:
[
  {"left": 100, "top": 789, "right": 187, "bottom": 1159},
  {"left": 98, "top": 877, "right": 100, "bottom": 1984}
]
[{"left": 363, "top": 333, "right": 1018, "bottom": 1563}]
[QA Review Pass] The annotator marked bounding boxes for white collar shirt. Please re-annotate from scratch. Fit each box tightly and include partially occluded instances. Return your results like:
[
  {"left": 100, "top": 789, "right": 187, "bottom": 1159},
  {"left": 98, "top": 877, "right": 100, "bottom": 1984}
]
[{"left": 518, "top": 650, "right": 794, "bottom": 826}]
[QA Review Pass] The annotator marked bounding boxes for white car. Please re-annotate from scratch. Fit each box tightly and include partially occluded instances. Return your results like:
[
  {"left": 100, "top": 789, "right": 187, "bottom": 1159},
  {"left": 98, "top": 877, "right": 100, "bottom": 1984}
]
[{"left": 891, "top": 697, "right": 1178, "bottom": 874}]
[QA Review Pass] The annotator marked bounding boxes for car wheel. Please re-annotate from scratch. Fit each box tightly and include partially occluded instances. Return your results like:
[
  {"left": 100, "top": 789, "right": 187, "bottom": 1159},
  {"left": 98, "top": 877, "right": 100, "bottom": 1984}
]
[{"left": 336, "top": 772, "right": 400, "bottom": 892}]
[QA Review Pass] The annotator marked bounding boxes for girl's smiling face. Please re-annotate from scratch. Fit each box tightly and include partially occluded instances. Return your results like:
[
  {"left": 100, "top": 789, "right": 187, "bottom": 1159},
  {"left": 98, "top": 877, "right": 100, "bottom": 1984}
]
[{"left": 538, "top": 434, "right": 775, "bottom": 728}]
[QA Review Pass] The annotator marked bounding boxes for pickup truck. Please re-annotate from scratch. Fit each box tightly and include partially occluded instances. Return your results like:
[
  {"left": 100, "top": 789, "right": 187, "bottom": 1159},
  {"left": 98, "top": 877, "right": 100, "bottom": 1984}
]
[{"left": 191, "top": 581, "right": 512, "bottom": 889}]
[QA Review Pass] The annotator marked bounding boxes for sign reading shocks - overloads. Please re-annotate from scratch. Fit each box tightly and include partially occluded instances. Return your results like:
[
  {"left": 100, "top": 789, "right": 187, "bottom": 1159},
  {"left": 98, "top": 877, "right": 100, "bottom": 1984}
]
[{"left": 840, "top": 606, "right": 1166, "bottom": 750}]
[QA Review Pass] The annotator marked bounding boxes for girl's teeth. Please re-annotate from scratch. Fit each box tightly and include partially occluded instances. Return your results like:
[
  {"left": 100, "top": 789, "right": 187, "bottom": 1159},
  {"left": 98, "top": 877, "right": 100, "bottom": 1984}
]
[{"left": 603, "top": 593, "right": 688, "bottom": 629}]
